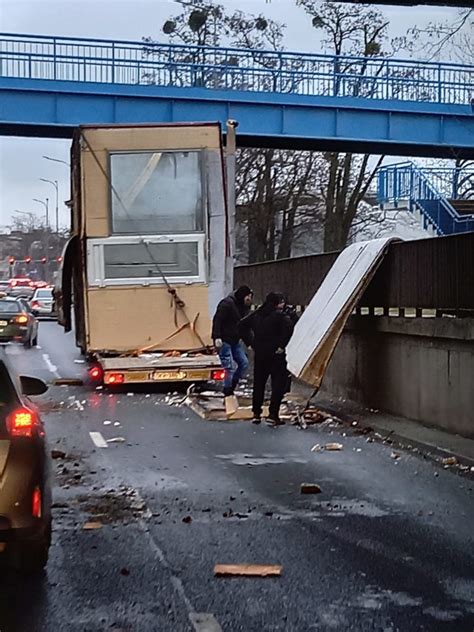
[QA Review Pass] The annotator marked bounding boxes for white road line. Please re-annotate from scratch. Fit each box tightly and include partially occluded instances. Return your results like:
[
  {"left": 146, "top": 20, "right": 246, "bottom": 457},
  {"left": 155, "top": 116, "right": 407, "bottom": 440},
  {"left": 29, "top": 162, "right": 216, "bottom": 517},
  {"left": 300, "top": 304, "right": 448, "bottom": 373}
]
[
  {"left": 189, "top": 613, "right": 223, "bottom": 632},
  {"left": 42, "top": 353, "right": 60, "bottom": 378},
  {"left": 89, "top": 431, "right": 108, "bottom": 449}
]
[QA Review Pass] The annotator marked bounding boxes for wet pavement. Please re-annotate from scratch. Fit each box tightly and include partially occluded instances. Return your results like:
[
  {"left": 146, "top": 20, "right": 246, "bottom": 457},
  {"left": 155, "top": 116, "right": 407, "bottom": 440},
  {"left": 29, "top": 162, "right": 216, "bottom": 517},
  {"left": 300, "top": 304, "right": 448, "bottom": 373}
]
[{"left": 1, "top": 321, "right": 473, "bottom": 631}]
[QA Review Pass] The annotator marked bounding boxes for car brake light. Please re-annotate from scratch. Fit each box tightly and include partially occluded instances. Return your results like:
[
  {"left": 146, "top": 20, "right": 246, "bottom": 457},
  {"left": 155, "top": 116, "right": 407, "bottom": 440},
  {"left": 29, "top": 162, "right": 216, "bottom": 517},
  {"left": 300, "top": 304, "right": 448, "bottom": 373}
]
[
  {"left": 211, "top": 369, "right": 226, "bottom": 381},
  {"left": 89, "top": 365, "right": 103, "bottom": 382},
  {"left": 6, "top": 407, "right": 37, "bottom": 437},
  {"left": 32, "top": 487, "right": 42, "bottom": 518},
  {"left": 14, "top": 315, "right": 29, "bottom": 324},
  {"left": 10, "top": 280, "right": 17, "bottom": 287},
  {"left": 104, "top": 372, "right": 125, "bottom": 385},
  {"left": 31, "top": 301, "right": 39, "bottom": 308}
]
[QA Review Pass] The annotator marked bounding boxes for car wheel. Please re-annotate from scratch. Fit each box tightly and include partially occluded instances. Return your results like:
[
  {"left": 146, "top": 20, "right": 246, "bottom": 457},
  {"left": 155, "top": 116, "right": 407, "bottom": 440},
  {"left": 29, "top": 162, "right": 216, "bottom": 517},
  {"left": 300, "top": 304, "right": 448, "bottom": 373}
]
[{"left": 9, "top": 522, "right": 51, "bottom": 573}]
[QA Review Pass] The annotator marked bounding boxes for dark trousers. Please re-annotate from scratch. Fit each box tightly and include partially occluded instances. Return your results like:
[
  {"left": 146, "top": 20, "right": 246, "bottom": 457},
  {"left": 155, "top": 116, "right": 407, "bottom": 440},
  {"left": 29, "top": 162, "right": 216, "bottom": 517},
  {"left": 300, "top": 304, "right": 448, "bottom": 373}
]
[{"left": 252, "top": 352, "right": 288, "bottom": 420}]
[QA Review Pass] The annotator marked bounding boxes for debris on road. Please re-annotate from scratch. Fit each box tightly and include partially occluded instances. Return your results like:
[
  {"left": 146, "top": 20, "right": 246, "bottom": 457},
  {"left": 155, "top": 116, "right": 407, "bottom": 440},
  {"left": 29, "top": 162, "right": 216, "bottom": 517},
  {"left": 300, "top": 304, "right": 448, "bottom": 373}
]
[
  {"left": 182, "top": 515, "right": 193, "bottom": 524},
  {"left": 53, "top": 378, "right": 84, "bottom": 386},
  {"left": 103, "top": 420, "right": 112, "bottom": 425},
  {"left": 214, "top": 564, "right": 282, "bottom": 577},
  {"left": 82, "top": 521, "right": 103, "bottom": 530},
  {"left": 324, "top": 442, "right": 343, "bottom": 451},
  {"left": 442, "top": 456, "right": 457, "bottom": 466},
  {"left": 390, "top": 451, "right": 401, "bottom": 460},
  {"left": 300, "top": 483, "right": 322, "bottom": 494},
  {"left": 120, "top": 567, "right": 130, "bottom": 576},
  {"left": 51, "top": 449, "right": 66, "bottom": 460},
  {"left": 107, "top": 437, "right": 126, "bottom": 443}
]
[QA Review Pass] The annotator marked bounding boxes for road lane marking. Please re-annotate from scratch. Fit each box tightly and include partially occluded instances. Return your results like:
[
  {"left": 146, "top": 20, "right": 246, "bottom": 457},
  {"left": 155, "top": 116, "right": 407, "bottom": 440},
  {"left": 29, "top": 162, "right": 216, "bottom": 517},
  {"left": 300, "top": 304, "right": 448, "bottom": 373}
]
[
  {"left": 42, "top": 353, "right": 60, "bottom": 378},
  {"left": 189, "top": 613, "right": 223, "bottom": 632},
  {"left": 89, "top": 431, "right": 108, "bottom": 448}
]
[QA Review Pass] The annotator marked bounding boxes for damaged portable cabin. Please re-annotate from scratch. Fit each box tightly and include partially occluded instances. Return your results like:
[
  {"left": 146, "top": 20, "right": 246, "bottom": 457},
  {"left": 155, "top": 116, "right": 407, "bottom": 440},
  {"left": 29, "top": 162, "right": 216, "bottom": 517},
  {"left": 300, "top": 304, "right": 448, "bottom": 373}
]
[{"left": 59, "top": 123, "right": 231, "bottom": 386}]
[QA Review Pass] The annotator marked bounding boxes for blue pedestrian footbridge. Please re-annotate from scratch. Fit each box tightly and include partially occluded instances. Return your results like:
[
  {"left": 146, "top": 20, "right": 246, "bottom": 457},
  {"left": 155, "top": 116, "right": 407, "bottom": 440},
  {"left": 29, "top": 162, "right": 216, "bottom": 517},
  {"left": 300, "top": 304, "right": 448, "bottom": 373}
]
[{"left": 0, "top": 33, "right": 473, "bottom": 157}]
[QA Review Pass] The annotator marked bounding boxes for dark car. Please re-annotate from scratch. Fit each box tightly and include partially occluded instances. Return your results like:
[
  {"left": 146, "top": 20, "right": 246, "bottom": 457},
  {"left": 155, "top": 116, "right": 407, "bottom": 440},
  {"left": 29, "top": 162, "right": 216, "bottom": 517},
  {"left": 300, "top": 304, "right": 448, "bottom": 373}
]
[
  {"left": 0, "top": 351, "right": 51, "bottom": 571},
  {"left": 0, "top": 297, "right": 39, "bottom": 348}
]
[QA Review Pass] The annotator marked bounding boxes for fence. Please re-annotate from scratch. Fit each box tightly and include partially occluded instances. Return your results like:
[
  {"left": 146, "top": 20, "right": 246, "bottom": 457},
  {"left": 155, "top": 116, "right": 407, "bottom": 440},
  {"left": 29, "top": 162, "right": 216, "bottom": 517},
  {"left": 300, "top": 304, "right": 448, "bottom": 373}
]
[
  {"left": 234, "top": 233, "right": 474, "bottom": 315},
  {"left": 1, "top": 33, "right": 473, "bottom": 105}
]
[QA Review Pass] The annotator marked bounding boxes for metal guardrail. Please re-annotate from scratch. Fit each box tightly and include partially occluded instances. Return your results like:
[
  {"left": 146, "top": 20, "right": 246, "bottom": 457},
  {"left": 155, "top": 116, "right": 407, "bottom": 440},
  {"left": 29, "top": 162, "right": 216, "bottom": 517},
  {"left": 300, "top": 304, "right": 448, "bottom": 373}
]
[
  {"left": 234, "top": 233, "right": 474, "bottom": 314},
  {"left": 0, "top": 33, "right": 473, "bottom": 105},
  {"left": 377, "top": 162, "right": 474, "bottom": 235}
]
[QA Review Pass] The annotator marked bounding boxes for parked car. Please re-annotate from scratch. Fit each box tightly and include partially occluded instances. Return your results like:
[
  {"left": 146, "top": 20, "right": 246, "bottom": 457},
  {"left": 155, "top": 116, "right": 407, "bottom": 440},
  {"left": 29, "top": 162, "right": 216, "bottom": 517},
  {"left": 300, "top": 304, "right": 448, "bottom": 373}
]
[
  {"left": 30, "top": 287, "right": 56, "bottom": 318},
  {"left": 0, "top": 349, "right": 51, "bottom": 572},
  {"left": 0, "top": 297, "right": 39, "bottom": 347}
]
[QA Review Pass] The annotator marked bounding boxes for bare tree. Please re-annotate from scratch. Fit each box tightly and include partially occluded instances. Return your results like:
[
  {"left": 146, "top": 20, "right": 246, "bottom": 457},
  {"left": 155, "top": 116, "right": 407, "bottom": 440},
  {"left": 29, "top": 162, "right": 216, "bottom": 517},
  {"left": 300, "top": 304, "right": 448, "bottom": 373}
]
[{"left": 407, "top": 8, "right": 473, "bottom": 62}]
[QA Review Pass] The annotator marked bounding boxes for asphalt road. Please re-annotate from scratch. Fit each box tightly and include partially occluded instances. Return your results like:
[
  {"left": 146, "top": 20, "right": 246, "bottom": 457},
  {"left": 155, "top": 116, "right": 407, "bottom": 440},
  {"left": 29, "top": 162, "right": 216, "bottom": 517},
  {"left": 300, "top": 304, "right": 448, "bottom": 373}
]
[{"left": 1, "top": 321, "right": 473, "bottom": 632}]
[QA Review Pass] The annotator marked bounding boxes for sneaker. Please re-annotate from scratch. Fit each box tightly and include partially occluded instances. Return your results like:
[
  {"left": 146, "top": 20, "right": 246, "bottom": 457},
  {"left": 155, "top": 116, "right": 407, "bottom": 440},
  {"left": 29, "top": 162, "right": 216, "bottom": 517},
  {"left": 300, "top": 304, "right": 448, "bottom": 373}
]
[{"left": 252, "top": 416, "right": 261, "bottom": 425}]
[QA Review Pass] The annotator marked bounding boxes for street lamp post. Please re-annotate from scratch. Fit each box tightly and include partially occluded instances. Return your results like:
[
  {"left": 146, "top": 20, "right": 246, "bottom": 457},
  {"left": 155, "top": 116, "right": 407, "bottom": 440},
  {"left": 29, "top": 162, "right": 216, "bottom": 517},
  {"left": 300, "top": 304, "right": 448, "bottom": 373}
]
[
  {"left": 33, "top": 197, "right": 49, "bottom": 229},
  {"left": 42, "top": 155, "right": 69, "bottom": 167},
  {"left": 40, "top": 178, "right": 59, "bottom": 234}
]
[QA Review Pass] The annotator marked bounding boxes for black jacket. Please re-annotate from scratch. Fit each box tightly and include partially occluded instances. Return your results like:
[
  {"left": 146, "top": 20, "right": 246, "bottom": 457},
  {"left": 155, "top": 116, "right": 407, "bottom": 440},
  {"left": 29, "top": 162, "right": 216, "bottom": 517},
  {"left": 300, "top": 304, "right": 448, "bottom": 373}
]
[
  {"left": 239, "top": 306, "right": 294, "bottom": 356},
  {"left": 212, "top": 293, "right": 250, "bottom": 345}
]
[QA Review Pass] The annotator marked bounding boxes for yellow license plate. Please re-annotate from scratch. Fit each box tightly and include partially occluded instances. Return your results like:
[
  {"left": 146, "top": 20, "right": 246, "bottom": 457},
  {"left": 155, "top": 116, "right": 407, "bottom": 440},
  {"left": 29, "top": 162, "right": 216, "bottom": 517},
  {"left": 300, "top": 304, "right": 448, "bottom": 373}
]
[{"left": 151, "top": 370, "right": 187, "bottom": 381}]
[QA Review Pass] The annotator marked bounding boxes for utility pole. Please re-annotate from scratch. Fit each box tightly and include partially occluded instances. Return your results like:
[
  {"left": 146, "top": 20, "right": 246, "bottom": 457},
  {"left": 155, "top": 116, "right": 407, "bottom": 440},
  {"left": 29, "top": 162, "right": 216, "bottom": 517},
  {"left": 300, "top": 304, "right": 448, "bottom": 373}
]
[{"left": 225, "top": 119, "right": 238, "bottom": 292}]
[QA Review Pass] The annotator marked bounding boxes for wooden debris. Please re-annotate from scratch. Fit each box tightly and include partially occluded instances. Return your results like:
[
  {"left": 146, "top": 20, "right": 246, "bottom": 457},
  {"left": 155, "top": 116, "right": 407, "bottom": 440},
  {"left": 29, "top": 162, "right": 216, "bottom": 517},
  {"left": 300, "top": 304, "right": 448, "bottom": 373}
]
[
  {"left": 82, "top": 521, "right": 103, "bottom": 530},
  {"left": 300, "top": 483, "right": 322, "bottom": 494},
  {"left": 442, "top": 456, "right": 457, "bottom": 466},
  {"left": 324, "top": 442, "right": 343, "bottom": 451},
  {"left": 225, "top": 395, "right": 239, "bottom": 416},
  {"left": 214, "top": 564, "right": 282, "bottom": 577},
  {"left": 53, "top": 378, "right": 84, "bottom": 386},
  {"left": 390, "top": 451, "right": 401, "bottom": 460}
]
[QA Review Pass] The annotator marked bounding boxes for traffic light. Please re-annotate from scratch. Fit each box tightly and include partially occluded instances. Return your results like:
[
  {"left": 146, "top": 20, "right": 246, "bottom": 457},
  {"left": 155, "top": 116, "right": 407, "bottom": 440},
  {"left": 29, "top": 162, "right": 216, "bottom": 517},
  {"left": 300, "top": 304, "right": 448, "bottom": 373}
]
[
  {"left": 25, "top": 256, "right": 32, "bottom": 264},
  {"left": 56, "top": 256, "right": 63, "bottom": 263},
  {"left": 8, "top": 257, "right": 15, "bottom": 265},
  {"left": 40, "top": 257, "right": 47, "bottom": 264}
]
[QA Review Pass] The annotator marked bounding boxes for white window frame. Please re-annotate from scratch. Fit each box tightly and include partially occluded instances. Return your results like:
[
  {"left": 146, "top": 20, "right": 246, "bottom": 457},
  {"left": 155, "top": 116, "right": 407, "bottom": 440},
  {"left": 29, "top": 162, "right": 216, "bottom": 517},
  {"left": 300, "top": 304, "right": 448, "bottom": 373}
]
[{"left": 87, "top": 234, "right": 207, "bottom": 287}]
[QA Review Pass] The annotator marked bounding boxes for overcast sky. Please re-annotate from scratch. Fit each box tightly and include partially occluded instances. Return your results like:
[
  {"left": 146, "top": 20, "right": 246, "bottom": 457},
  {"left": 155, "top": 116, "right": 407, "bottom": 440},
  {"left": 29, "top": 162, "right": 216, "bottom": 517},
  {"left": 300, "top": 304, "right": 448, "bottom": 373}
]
[{"left": 0, "top": 0, "right": 458, "bottom": 230}]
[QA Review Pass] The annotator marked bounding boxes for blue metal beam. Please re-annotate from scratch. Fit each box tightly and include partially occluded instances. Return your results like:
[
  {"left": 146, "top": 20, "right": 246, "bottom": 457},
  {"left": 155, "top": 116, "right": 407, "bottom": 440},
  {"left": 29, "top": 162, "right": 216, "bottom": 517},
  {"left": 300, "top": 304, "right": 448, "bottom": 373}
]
[{"left": 1, "top": 77, "right": 473, "bottom": 158}]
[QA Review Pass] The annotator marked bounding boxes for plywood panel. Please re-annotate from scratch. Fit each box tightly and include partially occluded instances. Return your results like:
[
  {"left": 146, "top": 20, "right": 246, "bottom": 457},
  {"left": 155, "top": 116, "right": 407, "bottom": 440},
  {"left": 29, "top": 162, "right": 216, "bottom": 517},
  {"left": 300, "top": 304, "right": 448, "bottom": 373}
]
[
  {"left": 287, "top": 238, "right": 394, "bottom": 387},
  {"left": 86, "top": 284, "right": 213, "bottom": 352}
]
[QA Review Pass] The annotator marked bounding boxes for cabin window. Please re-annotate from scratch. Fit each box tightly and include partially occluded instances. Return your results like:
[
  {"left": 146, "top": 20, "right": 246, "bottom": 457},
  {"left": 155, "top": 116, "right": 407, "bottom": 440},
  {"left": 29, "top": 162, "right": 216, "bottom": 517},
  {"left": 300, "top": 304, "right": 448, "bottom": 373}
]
[{"left": 109, "top": 150, "right": 204, "bottom": 234}]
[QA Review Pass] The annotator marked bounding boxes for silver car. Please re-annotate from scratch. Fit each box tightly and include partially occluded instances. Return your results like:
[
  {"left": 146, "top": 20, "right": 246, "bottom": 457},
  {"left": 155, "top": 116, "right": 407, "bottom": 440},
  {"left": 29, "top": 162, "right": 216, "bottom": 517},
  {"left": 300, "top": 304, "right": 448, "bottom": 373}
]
[{"left": 30, "top": 288, "right": 55, "bottom": 318}]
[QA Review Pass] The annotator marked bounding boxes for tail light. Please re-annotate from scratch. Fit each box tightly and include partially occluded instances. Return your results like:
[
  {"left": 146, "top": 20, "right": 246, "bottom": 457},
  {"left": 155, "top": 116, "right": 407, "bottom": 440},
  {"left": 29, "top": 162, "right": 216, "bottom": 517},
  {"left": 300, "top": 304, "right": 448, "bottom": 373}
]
[
  {"left": 6, "top": 407, "right": 37, "bottom": 437},
  {"left": 104, "top": 372, "right": 124, "bottom": 385},
  {"left": 211, "top": 369, "right": 226, "bottom": 381},
  {"left": 32, "top": 487, "right": 42, "bottom": 518},
  {"left": 13, "top": 315, "right": 28, "bottom": 324},
  {"left": 31, "top": 301, "right": 39, "bottom": 308},
  {"left": 89, "top": 365, "right": 103, "bottom": 382}
]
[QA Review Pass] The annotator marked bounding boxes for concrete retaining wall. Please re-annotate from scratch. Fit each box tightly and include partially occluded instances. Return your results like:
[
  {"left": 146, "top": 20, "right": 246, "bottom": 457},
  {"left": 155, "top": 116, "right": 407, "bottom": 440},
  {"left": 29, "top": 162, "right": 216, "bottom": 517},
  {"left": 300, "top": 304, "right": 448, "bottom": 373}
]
[{"left": 321, "top": 317, "right": 474, "bottom": 439}]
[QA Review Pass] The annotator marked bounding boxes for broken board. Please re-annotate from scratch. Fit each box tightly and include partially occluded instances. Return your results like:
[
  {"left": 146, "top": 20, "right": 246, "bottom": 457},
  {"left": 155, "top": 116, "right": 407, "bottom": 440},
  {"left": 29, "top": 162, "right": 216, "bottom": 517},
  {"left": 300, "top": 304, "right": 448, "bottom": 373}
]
[
  {"left": 214, "top": 564, "right": 282, "bottom": 577},
  {"left": 287, "top": 237, "right": 396, "bottom": 387},
  {"left": 187, "top": 395, "right": 268, "bottom": 421}
]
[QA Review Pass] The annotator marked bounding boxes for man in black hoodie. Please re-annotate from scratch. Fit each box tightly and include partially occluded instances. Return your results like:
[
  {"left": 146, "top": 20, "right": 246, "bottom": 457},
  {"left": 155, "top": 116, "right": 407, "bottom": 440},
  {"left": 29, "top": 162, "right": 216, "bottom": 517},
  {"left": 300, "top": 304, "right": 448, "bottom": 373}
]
[
  {"left": 212, "top": 285, "right": 253, "bottom": 396},
  {"left": 239, "top": 292, "right": 294, "bottom": 426}
]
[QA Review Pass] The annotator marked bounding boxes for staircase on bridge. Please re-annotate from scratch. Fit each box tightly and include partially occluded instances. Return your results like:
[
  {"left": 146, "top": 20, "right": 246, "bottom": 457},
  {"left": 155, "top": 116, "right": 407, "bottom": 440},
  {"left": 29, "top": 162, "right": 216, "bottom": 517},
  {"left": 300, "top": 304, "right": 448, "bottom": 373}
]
[{"left": 377, "top": 162, "right": 474, "bottom": 236}]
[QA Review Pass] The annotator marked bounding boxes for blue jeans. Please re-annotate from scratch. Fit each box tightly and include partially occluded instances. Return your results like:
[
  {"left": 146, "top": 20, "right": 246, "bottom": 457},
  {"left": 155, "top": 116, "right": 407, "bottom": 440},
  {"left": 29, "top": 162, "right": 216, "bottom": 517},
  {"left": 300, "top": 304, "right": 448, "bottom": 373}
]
[{"left": 219, "top": 342, "right": 249, "bottom": 392}]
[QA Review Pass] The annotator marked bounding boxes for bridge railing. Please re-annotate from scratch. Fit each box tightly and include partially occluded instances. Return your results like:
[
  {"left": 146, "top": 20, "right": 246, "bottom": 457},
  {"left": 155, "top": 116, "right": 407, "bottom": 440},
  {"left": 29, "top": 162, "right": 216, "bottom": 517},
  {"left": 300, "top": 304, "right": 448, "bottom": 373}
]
[
  {"left": 377, "top": 162, "right": 474, "bottom": 235},
  {"left": 0, "top": 33, "right": 473, "bottom": 105}
]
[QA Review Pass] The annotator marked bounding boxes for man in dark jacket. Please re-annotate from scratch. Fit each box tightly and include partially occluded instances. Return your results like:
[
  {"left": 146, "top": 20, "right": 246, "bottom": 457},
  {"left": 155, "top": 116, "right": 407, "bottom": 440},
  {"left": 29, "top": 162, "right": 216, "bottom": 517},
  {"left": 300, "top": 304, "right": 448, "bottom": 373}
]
[
  {"left": 212, "top": 285, "right": 253, "bottom": 396},
  {"left": 239, "top": 292, "right": 294, "bottom": 426}
]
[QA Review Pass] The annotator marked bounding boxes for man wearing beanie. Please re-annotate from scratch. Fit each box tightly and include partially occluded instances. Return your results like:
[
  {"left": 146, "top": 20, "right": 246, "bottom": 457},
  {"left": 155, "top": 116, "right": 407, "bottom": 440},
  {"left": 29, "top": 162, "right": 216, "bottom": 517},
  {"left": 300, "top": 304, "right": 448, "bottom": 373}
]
[
  {"left": 212, "top": 285, "right": 253, "bottom": 397},
  {"left": 239, "top": 292, "right": 294, "bottom": 426}
]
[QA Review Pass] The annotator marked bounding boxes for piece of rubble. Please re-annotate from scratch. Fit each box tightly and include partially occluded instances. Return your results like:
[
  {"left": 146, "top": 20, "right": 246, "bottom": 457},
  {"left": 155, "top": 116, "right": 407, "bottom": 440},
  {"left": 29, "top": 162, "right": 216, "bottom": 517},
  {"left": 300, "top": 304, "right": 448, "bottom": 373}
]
[
  {"left": 441, "top": 456, "right": 457, "bottom": 466},
  {"left": 300, "top": 483, "right": 322, "bottom": 494},
  {"left": 182, "top": 515, "right": 193, "bottom": 524},
  {"left": 214, "top": 564, "right": 282, "bottom": 577},
  {"left": 310, "top": 444, "right": 322, "bottom": 452},
  {"left": 324, "top": 443, "right": 343, "bottom": 451},
  {"left": 107, "top": 437, "right": 126, "bottom": 443},
  {"left": 103, "top": 420, "right": 112, "bottom": 425},
  {"left": 120, "top": 567, "right": 130, "bottom": 576},
  {"left": 390, "top": 451, "right": 401, "bottom": 460},
  {"left": 82, "top": 521, "right": 102, "bottom": 530},
  {"left": 51, "top": 449, "right": 66, "bottom": 460}
]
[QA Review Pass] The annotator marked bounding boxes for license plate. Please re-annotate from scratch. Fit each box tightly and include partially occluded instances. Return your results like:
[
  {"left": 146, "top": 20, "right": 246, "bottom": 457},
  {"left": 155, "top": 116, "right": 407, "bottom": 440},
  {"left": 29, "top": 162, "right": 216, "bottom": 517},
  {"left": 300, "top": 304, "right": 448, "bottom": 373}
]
[
  {"left": 0, "top": 321, "right": 7, "bottom": 326},
  {"left": 151, "top": 370, "right": 187, "bottom": 381}
]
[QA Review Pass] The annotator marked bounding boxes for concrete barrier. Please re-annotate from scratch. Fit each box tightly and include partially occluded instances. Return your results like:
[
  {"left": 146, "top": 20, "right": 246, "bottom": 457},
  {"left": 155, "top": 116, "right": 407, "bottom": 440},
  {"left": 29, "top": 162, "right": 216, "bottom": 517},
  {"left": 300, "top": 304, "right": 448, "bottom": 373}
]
[{"left": 320, "top": 317, "right": 474, "bottom": 439}]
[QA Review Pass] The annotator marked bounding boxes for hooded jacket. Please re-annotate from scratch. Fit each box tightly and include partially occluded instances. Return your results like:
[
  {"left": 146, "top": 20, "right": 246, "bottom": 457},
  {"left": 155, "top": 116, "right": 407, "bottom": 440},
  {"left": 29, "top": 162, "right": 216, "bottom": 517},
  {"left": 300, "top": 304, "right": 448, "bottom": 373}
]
[
  {"left": 239, "top": 294, "right": 294, "bottom": 356},
  {"left": 211, "top": 286, "right": 252, "bottom": 345}
]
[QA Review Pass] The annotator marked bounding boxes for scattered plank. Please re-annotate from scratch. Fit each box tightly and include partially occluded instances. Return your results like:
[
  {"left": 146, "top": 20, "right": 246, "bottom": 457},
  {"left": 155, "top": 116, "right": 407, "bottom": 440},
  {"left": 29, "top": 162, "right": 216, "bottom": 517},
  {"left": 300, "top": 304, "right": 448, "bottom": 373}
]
[
  {"left": 324, "top": 442, "right": 343, "bottom": 451},
  {"left": 300, "top": 483, "right": 322, "bottom": 494},
  {"left": 214, "top": 564, "right": 282, "bottom": 577},
  {"left": 82, "top": 521, "right": 103, "bottom": 530},
  {"left": 53, "top": 378, "right": 84, "bottom": 386}
]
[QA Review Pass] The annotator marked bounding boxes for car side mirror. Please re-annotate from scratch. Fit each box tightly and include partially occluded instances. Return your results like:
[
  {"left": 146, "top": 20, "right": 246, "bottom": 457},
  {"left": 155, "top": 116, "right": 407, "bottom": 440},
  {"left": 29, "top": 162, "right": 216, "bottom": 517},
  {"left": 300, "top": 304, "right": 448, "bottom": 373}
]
[{"left": 20, "top": 375, "right": 48, "bottom": 396}]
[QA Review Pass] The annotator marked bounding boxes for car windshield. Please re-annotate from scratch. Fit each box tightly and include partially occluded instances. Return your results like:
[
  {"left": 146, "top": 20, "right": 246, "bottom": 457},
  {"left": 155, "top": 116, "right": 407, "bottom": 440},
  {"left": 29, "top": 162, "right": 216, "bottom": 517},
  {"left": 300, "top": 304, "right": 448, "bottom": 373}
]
[
  {"left": 35, "top": 290, "right": 52, "bottom": 299},
  {"left": 0, "top": 301, "right": 20, "bottom": 313}
]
